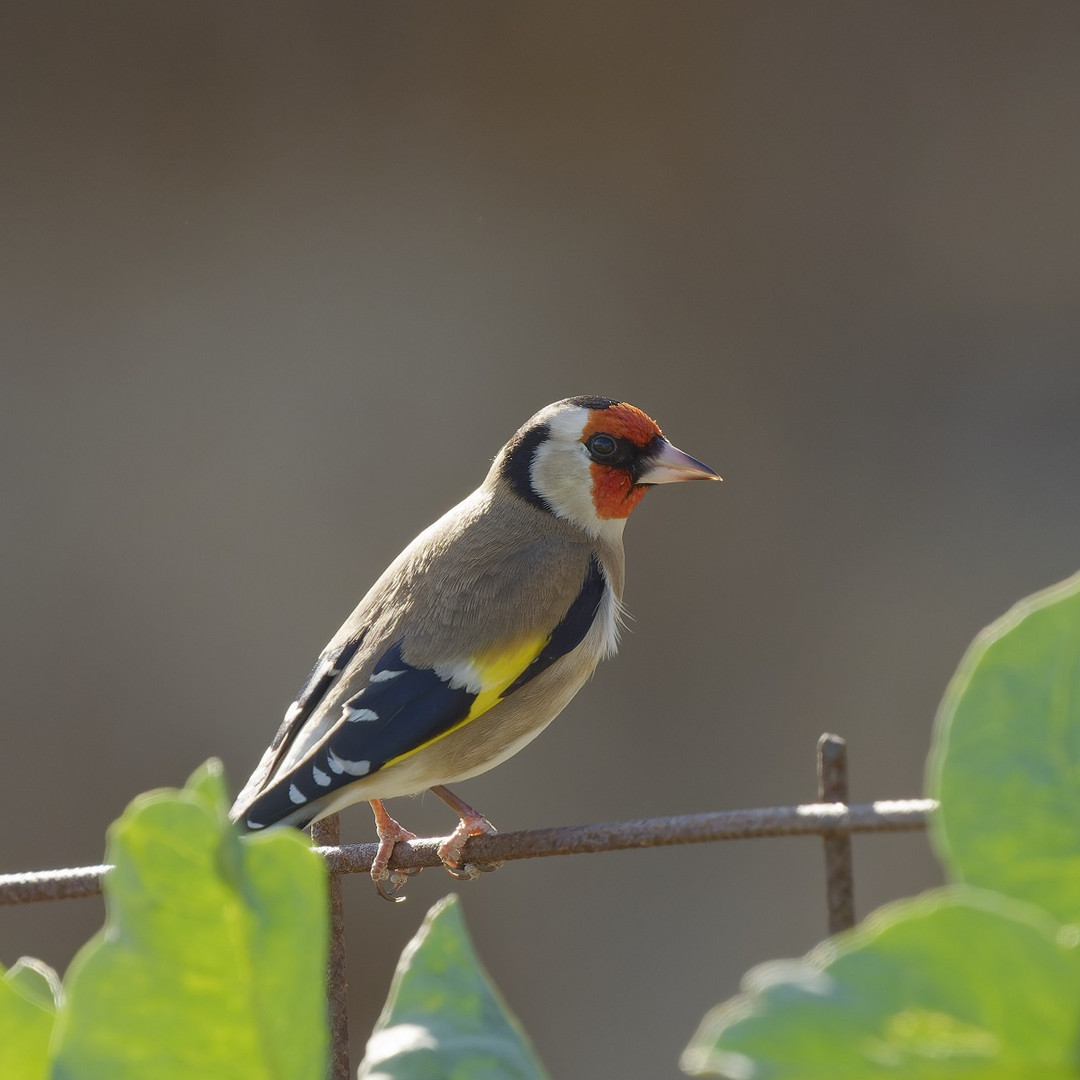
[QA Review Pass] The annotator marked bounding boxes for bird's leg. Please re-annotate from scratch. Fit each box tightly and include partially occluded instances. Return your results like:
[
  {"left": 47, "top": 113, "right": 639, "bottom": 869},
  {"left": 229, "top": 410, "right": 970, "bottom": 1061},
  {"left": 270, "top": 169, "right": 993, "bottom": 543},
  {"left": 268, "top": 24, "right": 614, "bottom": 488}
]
[
  {"left": 430, "top": 785, "right": 503, "bottom": 880},
  {"left": 368, "top": 799, "right": 421, "bottom": 902}
]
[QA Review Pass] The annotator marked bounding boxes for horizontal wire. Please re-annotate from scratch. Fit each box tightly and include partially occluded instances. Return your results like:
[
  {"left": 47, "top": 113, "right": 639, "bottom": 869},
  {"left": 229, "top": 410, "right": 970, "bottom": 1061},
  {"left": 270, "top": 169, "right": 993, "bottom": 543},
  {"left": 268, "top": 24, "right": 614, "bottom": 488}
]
[{"left": 0, "top": 798, "right": 935, "bottom": 905}]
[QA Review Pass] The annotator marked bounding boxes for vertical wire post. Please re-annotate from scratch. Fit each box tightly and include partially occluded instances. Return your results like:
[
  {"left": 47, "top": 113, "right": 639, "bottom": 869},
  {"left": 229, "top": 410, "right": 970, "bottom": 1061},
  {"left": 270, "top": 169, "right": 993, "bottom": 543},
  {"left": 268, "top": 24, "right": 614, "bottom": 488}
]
[
  {"left": 310, "top": 814, "right": 350, "bottom": 1080},
  {"left": 817, "top": 733, "right": 856, "bottom": 933}
]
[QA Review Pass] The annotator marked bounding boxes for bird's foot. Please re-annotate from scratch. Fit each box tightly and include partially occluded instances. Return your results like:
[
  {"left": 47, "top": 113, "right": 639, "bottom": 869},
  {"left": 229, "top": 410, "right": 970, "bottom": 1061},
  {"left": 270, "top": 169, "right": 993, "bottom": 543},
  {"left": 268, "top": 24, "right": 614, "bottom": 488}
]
[
  {"left": 369, "top": 799, "right": 422, "bottom": 902},
  {"left": 438, "top": 812, "right": 500, "bottom": 879},
  {"left": 430, "top": 786, "right": 503, "bottom": 879}
]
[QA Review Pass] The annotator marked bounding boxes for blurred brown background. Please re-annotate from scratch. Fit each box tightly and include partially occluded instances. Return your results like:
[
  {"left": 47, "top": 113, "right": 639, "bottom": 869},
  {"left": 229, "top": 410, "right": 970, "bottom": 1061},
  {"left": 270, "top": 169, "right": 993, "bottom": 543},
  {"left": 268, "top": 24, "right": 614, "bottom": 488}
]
[{"left": 3, "top": 3, "right": 1079, "bottom": 1076}]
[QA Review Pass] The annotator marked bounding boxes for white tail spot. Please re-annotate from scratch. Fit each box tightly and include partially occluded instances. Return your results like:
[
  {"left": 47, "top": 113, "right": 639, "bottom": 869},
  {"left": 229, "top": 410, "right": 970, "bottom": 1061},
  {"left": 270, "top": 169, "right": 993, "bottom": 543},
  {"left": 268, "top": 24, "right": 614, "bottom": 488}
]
[
  {"left": 370, "top": 669, "right": 403, "bottom": 682},
  {"left": 343, "top": 706, "right": 379, "bottom": 723},
  {"left": 327, "top": 750, "right": 371, "bottom": 777}
]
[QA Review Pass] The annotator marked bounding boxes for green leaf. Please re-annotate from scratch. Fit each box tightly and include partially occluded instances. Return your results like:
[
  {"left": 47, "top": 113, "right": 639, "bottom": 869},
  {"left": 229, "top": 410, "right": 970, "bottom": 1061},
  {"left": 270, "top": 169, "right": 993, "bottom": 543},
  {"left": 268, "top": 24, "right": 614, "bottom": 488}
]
[
  {"left": 50, "top": 759, "right": 328, "bottom": 1080},
  {"left": 6, "top": 956, "right": 62, "bottom": 1012},
  {"left": 928, "top": 571, "right": 1080, "bottom": 924},
  {"left": 682, "top": 887, "right": 1080, "bottom": 1079},
  {"left": 1, "top": 958, "right": 59, "bottom": 1080},
  {"left": 358, "top": 894, "right": 549, "bottom": 1080}
]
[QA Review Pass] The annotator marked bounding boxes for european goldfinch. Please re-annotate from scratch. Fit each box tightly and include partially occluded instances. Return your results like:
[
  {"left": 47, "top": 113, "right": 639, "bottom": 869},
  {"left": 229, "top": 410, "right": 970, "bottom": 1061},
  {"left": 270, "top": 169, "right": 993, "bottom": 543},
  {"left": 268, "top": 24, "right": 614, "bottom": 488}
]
[{"left": 231, "top": 397, "right": 719, "bottom": 897}]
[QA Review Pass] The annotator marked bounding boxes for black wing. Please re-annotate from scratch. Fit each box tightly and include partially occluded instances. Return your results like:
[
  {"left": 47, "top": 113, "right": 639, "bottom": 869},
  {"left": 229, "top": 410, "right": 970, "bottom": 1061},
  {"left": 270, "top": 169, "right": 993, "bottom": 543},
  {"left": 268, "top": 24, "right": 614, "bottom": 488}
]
[{"left": 240, "top": 556, "right": 606, "bottom": 830}]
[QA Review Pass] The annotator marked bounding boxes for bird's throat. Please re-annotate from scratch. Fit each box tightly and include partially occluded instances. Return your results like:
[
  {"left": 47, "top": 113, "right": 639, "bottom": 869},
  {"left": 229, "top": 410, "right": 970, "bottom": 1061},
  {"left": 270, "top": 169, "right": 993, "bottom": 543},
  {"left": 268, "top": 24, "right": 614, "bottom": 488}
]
[{"left": 590, "top": 464, "right": 648, "bottom": 519}]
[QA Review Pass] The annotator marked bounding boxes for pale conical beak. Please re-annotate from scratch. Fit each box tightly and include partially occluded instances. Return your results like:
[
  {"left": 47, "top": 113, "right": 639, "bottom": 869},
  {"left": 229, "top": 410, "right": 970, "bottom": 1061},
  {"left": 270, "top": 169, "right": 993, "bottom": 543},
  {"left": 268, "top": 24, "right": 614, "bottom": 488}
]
[{"left": 637, "top": 439, "right": 722, "bottom": 485}]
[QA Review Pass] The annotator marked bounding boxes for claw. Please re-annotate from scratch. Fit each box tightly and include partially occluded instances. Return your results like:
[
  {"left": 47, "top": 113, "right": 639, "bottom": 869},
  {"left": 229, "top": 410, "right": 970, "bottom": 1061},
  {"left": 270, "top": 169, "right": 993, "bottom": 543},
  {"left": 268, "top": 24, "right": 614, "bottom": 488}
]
[
  {"left": 369, "top": 799, "right": 422, "bottom": 902},
  {"left": 430, "top": 785, "right": 504, "bottom": 879},
  {"left": 373, "top": 862, "right": 423, "bottom": 902},
  {"left": 443, "top": 861, "right": 483, "bottom": 881},
  {"left": 374, "top": 872, "right": 408, "bottom": 903}
]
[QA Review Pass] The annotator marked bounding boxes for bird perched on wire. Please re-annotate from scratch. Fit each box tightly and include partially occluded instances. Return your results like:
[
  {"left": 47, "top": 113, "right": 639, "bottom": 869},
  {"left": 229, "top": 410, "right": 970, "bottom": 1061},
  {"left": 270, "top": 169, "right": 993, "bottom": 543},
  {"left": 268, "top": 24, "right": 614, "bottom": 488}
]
[{"left": 230, "top": 396, "right": 719, "bottom": 899}]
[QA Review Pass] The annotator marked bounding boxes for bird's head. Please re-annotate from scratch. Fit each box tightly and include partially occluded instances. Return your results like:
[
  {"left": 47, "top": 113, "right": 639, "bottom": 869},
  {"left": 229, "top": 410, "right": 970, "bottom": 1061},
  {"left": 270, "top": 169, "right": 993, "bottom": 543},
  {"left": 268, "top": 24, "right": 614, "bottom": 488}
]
[{"left": 494, "top": 396, "right": 720, "bottom": 538}]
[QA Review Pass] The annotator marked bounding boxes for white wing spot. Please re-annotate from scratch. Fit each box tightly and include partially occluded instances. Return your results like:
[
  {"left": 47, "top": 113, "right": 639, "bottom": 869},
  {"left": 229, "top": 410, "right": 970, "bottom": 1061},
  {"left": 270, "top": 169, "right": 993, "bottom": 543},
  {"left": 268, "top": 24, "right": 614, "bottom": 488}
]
[
  {"left": 288, "top": 784, "right": 307, "bottom": 805},
  {"left": 369, "top": 668, "right": 403, "bottom": 682},
  {"left": 327, "top": 750, "right": 371, "bottom": 777},
  {"left": 434, "top": 659, "right": 484, "bottom": 694},
  {"left": 247, "top": 819, "right": 265, "bottom": 830},
  {"left": 343, "top": 706, "right": 379, "bottom": 723},
  {"left": 282, "top": 700, "right": 303, "bottom": 725},
  {"left": 312, "top": 765, "right": 331, "bottom": 787}
]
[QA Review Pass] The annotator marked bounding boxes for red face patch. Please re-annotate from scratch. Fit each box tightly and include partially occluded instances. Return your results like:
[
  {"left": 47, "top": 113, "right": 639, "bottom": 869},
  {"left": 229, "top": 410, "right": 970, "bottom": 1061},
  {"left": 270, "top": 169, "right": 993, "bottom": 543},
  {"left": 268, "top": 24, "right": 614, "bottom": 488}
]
[
  {"left": 582, "top": 403, "right": 663, "bottom": 448},
  {"left": 589, "top": 463, "right": 649, "bottom": 518},
  {"left": 583, "top": 404, "right": 663, "bottom": 519}
]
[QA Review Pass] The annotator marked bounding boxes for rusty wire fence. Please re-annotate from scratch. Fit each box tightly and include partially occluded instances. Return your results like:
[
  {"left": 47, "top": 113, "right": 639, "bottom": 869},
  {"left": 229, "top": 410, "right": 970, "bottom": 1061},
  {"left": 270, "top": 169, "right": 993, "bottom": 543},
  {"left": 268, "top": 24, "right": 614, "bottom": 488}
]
[{"left": 0, "top": 734, "right": 935, "bottom": 1079}]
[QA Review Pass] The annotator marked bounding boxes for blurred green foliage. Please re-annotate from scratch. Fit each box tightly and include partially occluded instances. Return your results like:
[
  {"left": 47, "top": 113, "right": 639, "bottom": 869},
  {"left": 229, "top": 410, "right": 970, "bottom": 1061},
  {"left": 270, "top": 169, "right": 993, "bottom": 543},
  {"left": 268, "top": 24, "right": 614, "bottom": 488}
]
[
  {"left": 930, "top": 573, "right": 1080, "bottom": 924},
  {"left": 358, "top": 894, "right": 549, "bottom": 1080},
  {"left": 1, "top": 761, "right": 328, "bottom": 1080},
  {"left": 683, "top": 572, "right": 1080, "bottom": 1078},
  {"left": 0, "top": 957, "right": 58, "bottom": 1080},
  {"left": 6, "top": 574, "right": 1080, "bottom": 1079}
]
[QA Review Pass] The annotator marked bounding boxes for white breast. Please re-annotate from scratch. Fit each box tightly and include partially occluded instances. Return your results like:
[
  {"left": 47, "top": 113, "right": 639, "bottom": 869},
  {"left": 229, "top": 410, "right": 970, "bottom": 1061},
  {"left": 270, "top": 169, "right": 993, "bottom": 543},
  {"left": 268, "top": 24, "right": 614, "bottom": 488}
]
[{"left": 594, "top": 578, "right": 625, "bottom": 661}]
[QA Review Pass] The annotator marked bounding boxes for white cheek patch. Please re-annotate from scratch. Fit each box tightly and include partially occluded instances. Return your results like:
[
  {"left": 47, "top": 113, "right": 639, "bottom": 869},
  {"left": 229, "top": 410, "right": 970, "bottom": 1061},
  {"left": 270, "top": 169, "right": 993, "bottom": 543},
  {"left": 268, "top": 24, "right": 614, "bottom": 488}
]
[
  {"left": 529, "top": 411, "right": 599, "bottom": 529},
  {"left": 527, "top": 405, "right": 630, "bottom": 542}
]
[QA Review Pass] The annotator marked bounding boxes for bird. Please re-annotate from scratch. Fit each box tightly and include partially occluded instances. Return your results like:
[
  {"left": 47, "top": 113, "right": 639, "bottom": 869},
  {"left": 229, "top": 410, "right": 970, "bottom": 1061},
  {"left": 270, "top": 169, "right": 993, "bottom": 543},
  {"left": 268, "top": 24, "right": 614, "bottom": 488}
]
[{"left": 230, "top": 396, "right": 719, "bottom": 899}]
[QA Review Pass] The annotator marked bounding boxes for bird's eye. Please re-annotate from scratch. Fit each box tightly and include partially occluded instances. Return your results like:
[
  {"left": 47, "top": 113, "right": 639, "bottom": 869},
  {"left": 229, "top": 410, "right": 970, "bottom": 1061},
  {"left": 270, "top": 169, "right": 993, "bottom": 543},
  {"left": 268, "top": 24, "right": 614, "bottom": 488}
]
[{"left": 587, "top": 433, "right": 618, "bottom": 459}]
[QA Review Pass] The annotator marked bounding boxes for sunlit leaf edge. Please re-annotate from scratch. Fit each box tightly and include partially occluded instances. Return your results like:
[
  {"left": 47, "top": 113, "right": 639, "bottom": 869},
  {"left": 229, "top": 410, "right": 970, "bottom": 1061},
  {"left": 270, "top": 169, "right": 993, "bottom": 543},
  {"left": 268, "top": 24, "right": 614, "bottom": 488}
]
[
  {"left": 925, "top": 570, "right": 1080, "bottom": 877},
  {"left": 681, "top": 884, "right": 1071, "bottom": 1077},
  {"left": 360, "top": 894, "right": 550, "bottom": 1080}
]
